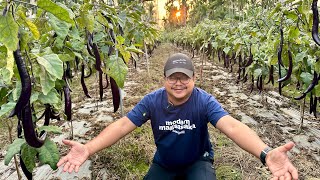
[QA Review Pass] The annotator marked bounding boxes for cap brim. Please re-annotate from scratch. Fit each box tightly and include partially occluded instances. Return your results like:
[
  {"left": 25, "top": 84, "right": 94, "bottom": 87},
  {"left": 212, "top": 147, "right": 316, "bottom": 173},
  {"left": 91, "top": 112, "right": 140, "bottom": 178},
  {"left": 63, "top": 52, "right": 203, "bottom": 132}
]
[{"left": 165, "top": 68, "right": 193, "bottom": 78}]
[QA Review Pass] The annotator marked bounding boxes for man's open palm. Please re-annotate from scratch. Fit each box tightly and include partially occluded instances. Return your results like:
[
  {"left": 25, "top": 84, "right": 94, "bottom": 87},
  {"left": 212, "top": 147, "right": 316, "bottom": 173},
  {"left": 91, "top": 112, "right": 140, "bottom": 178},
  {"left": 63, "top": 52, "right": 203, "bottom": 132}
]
[
  {"left": 267, "top": 142, "right": 299, "bottom": 180},
  {"left": 57, "top": 139, "right": 90, "bottom": 173}
]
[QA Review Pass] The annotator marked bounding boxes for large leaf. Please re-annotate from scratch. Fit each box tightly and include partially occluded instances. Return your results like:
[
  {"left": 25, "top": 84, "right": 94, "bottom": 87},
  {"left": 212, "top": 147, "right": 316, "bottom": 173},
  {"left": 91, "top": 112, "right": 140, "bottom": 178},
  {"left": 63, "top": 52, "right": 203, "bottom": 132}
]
[
  {"left": 40, "top": 69, "right": 55, "bottom": 95},
  {"left": 300, "top": 72, "right": 313, "bottom": 84},
  {"left": 37, "top": 139, "right": 60, "bottom": 170},
  {"left": 21, "top": 143, "right": 38, "bottom": 172},
  {"left": 0, "top": 102, "right": 16, "bottom": 117},
  {"left": 0, "top": 14, "right": 19, "bottom": 51},
  {"left": 106, "top": 55, "right": 128, "bottom": 88},
  {"left": 48, "top": 13, "right": 71, "bottom": 40},
  {"left": 38, "top": 89, "right": 60, "bottom": 104},
  {"left": 126, "top": 45, "right": 144, "bottom": 53},
  {"left": 4, "top": 138, "right": 26, "bottom": 165},
  {"left": 36, "top": 54, "right": 63, "bottom": 80},
  {"left": 37, "top": 0, "right": 74, "bottom": 25},
  {"left": 17, "top": 10, "right": 40, "bottom": 40},
  {"left": 5, "top": 50, "right": 14, "bottom": 84}
]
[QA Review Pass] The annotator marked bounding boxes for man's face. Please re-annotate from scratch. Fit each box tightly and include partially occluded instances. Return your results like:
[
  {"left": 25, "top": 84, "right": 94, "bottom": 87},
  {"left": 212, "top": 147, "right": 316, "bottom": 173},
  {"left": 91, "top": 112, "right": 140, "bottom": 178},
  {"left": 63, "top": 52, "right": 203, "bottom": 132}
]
[{"left": 164, "top": 72, "right": 195, "bottom": 104}]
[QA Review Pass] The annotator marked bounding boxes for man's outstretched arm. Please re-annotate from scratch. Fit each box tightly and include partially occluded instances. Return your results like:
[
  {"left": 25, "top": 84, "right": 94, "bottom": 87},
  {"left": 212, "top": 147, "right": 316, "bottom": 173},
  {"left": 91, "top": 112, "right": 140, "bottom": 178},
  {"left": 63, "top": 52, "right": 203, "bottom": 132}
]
[
  {"left": 57, "top": 116, "right": 137, "bottom": 173},
  {"left": 216, "top": 115, "right": 298, "bottom": 180}
]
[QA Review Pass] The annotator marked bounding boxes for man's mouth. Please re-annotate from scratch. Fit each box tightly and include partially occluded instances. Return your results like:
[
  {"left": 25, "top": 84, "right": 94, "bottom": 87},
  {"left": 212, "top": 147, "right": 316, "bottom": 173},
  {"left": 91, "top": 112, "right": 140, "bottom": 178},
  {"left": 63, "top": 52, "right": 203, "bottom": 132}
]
[{"left": 172, "top": 87, "right": 187, "bottom": 91}]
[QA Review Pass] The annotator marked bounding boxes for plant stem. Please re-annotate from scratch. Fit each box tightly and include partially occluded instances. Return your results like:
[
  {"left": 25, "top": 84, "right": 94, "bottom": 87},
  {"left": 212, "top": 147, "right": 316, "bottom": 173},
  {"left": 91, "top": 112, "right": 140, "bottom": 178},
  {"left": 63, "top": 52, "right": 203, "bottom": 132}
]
[{"left": 5, "top": 120, "right": 22, "bottom": 180}]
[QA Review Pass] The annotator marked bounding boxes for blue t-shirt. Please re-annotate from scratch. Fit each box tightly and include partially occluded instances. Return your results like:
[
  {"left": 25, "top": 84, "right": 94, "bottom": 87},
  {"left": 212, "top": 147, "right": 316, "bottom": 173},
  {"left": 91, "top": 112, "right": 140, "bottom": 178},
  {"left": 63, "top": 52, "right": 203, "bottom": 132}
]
[{"left": 127, "top": 87, "right": 228, "bottom": 169}]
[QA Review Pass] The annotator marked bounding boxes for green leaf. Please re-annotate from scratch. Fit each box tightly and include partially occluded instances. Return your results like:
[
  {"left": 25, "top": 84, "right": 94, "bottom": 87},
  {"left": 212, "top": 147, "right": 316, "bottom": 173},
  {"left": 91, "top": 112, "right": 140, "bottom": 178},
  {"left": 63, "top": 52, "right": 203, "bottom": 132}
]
[
  {"left": 36, "top": 139, "right": 60, "bottom": 170},
  {"left": 38, "top": 125, "right": 62, "bottom": 134},
  {"left": 40, "top": 69, "right": 55, "bottom": 95},
  {"left": 48, "top": 13, "right": 71, "bottom": 40},
  {"left": 253, "top": 68, "right": 262, "bottom": 78},
  {"left": 0, "top": 101, "right": 16, "bottom": 117},
  {"left": 79, "top": 8, "right": 94, "bottom": 33},
  {"left": 17, "top": 10, "right": 40, "bottom": 40},
  {"left": 106, "top": 55, "right": 128, "bottom": 88},
  {"left": 30, "top": 92, "right": 40, "bottom": 104},
  {"left": 289, "top": 26, "right": 300, "bottom": 40},
  {"left": 21, "top": 143, "right": 38, "bottom": 172},
  {"left": 315, "top": 60, "right": 320, "bottom": 74},
  {"left": 223, "top": 46, "right": 230, "bottom": 54},
  {"left": 36, "top": 54, "right": 63, "bottom": 80},
  {"left": 4, "top": 138, "right": 25, "bottom": 165},
  {"left": 315, "top": 84, "right": 320, "bottom": 97},
  {"left": 5, "top": 49, "right": 14, "bottom": 84},
  {"left": 37, "top": 0, "right": 74, "bottom": 25},
  {"left": 116, "top": 36, "right": 125, "bottom": 45},
  {"left": 300, "top": 72, "right": 313, "bottom": 84},
  {"left": 126, "top": 45, "right": 144, "bottom": 53},
  {"left": 38, "top": 88, "right": 60, "bottom": 104},
  {"left": 0, "top": 14, "right": 19, "bottom": 51}
]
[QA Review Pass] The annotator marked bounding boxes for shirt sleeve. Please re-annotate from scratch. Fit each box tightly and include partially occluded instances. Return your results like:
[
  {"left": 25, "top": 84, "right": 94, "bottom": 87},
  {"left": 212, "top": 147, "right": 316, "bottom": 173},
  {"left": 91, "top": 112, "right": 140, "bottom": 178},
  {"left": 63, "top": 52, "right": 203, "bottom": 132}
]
[
  {"left": 206, "top": 96, "right": 229, "bottom": 127},
  {"left": 127, "top": 95, "right": 151, "bottom": 127}
]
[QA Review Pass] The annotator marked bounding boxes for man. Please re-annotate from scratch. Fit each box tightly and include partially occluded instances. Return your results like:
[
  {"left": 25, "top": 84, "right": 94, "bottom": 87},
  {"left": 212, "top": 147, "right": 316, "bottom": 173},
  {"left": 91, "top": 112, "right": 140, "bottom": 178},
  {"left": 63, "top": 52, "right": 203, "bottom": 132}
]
[{"left": 57, "top": 53, "right": 299, "bottom": 179}]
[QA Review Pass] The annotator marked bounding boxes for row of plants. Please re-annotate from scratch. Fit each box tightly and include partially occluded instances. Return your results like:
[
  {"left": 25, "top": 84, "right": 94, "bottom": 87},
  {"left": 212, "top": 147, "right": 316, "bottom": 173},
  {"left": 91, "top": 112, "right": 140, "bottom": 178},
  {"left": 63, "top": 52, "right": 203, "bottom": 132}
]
[
  {"left": 163, "top": 0, "right": 319, "bottom": 123},
  {"left": 0, "top": 0, "right": 159, "bottom": 179}
]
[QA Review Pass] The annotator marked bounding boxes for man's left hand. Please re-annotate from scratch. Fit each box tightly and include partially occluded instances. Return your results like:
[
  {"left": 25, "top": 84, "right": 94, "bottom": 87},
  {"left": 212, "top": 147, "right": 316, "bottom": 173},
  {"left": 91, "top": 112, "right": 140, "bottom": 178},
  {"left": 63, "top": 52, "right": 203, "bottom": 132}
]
[{"left": 266, "top": 142, "right": 299, "bottom": 180}]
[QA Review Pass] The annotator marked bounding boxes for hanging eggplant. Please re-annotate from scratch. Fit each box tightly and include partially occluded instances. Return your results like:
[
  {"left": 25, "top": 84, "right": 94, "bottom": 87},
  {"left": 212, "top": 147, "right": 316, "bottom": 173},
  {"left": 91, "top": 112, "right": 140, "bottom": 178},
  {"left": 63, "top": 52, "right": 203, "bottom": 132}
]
[
  {"left": 294, "top": 72, "right": 319, "bottom": 100},
  {"left": 278, "top": 50, "right": 293, "bottom": 82},
  {"left": 99, "top": 71, "right": 103, "bottom": 101},
  {"left": 277, "top": 26, "right": 285, "bottom": 67},
  {"left": 244, "top": 48, "right": 253, "bottom": 67},
  {"left": 91, "top": 43, "right": 102, "bottom": 72},
  {"left": 20, "top": 102, "right": 46, "bottom": 148},
  {"left": 110, "top": 77, "right": 120, "bottom": 113},
  {"left": 63, "top": 86, "right": 72, "bottom": 121},
  {"left": 266, "top": 65, "right": 274, "bottom": 85},
  {"left": 103, "top": 74, "right": 109, "bottom": 89},
  {"left": 9, "top": 49, "right": 31, "bottom": 117},
  {"left": 81, "top": 64, "right": 91, "bottom": 98},
  {"left": 312, "top": 0, "right": 320, "bottom": 46}
]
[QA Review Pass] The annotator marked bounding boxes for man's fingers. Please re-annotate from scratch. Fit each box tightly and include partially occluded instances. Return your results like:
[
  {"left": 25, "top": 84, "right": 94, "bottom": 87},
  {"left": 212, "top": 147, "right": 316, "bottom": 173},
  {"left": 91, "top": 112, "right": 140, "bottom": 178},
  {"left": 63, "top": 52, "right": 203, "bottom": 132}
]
[
  {"left": 289, "top": 164, "right": 299, "bottom": 180},
  {"left": 62, "top": 139, "right": 77, "bottom": 146},
  {"left": 68, "top": 164, "right": 75, "bottom": 173},
  {"left": 57, "top": 156, "right": 67, "bottom": 167},
  {"left": 277, "top": 142, "right": 295, "bottom": 153},
  {"left": 63, "top": 162, "right": 71, "bottom": 172},
  {"left": 284, "top": 172, "right": 291, "bottom": 180},
  {"left": 75, "top": 165, "right": 80, "bottom": 173}
]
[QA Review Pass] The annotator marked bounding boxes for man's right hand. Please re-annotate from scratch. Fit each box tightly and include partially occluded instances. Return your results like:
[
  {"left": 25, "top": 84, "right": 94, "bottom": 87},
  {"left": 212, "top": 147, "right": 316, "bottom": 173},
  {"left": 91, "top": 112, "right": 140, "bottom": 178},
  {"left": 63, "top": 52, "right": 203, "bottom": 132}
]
[{"left": 57, "top": 139, "right": 90, "bottom": 173}]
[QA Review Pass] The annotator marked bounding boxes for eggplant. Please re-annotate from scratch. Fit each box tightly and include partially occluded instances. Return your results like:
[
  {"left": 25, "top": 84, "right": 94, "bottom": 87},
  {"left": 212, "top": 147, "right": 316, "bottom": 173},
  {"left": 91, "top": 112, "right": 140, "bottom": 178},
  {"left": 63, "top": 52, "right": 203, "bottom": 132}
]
[
  {"left": 294, "top": 72, "right": 319, "bottom": 100},
  {"left": 63, "top": 86, "right": 72, "bottom": 121},
  {"left": 92, "top": 43, "right": 102, "bottom": 72},
  {"left": 266, "top": 65, "right": 274, "bottom": 85},
  {"left": 110, "top": 77, "right": 120, "bottom": 113},
  {"left": 310, "top": 93, "right": 314, "bottom": 114},
  {"left": 81, "top": 64, "right": 91, "bottom": 98},
  {"left": 278, "top": 50, "right": 293, "bottom": 82},
  {"left": 312, "top": 0, "right": 320, "bottom": 46},
  {"left": 103, "top": 74, "right": 109, "bottom": 89},
  {"left": 65, "top": 62, "right": 73, "bottom": 79},
  {"left": 99, "top": 71, "right": 103, "bottom": 101},
  {"left": 9, "top": 49, "right": 32, "bottom": 117},
  {"left": 244, "top": 49, "right": 253, "bottom": 67},
  {"left": 20, "top": 102, "right": 46, "bottom": 148},
  {"left": 277, "top": 27, "right": 284, "bottom": 66}
]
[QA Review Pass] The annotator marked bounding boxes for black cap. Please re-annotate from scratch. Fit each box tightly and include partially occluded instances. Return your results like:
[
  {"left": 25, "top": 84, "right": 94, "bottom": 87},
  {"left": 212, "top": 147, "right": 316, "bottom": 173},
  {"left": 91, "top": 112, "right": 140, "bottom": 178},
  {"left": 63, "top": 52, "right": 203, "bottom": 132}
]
[{"left": 164, "top": 53, "right": 194, "bottom": 78}]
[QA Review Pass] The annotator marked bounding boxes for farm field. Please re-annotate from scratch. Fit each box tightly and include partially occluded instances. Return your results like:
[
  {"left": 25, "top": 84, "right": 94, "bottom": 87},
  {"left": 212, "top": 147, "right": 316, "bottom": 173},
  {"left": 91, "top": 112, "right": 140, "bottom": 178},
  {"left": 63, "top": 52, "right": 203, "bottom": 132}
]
[{"left": 1, "top": 43, "right": 319, "bottom": 179}]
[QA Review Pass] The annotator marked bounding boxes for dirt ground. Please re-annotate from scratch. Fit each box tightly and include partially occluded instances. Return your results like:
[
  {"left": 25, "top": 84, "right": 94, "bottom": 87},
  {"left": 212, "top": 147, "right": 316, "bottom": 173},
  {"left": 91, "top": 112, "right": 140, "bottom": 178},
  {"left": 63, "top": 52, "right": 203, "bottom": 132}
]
[{"left": 1, "top": 43, "right": 319, "bottom": 180}]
